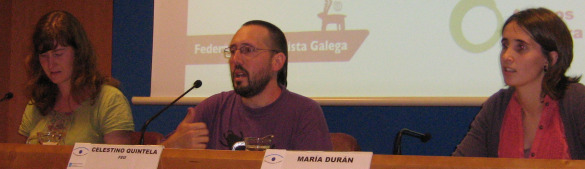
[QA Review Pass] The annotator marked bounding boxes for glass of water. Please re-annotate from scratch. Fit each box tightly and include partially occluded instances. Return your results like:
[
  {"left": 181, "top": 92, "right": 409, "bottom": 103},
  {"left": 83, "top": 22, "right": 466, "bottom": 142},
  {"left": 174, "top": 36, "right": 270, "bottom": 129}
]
[
  {"left": 244, "top": 135, "right": 273, "bottom": 151},
  {"left": 36, "top": 131, "right": 64, "bottom": 145}
]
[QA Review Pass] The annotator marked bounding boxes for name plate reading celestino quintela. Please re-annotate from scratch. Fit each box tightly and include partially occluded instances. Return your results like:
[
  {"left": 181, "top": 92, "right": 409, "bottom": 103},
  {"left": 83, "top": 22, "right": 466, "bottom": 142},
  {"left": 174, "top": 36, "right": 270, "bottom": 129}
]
[{"left": 67, "top": 143, "right": 163, "bottom": 169}]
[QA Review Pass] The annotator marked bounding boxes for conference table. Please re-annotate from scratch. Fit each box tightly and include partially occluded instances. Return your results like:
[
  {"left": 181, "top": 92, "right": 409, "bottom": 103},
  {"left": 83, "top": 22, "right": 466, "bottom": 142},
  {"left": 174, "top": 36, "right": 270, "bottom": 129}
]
[{"left": 2, "top": 143, "right": 585, "bottom": 168}]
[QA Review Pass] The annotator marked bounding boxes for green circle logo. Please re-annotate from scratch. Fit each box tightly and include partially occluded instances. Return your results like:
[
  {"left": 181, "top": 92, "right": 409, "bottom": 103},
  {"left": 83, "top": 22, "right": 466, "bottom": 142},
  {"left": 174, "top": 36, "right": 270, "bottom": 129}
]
[{"left": 450, "top": 0, "right": 503, "bottom": 53}]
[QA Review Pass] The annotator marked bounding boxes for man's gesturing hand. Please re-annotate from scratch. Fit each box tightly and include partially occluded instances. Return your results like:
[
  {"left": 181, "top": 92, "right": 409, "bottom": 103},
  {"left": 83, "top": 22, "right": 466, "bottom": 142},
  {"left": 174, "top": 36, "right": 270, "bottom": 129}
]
[{"left": 162, "top": 107, "right": 209, "bottom": 149}]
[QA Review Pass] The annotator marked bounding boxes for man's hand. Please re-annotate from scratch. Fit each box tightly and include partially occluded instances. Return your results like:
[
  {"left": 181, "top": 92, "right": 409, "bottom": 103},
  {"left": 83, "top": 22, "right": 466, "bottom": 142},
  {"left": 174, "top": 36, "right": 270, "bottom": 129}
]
[{"left": 162, "top": 107, "right": 209, "bottom": 149}]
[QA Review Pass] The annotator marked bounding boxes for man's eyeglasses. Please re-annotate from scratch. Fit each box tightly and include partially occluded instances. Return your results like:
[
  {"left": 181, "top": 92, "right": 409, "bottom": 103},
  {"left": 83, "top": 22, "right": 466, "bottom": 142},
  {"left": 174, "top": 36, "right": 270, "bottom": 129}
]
[{"left": 223, "top": 46, "right": 279, "bottom": 58}]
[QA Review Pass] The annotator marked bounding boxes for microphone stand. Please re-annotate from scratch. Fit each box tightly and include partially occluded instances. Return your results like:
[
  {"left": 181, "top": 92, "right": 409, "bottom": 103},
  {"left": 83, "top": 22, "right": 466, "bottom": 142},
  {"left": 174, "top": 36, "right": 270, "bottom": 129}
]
[
  {"left": 139, "top": 80, "right": 202, "bottom": 145},
  {"left": 0, "top": 92, "right": 13, "bottom": 102},
  {"left": 393, "top": 128, "right": 431, "bottom": 155}
]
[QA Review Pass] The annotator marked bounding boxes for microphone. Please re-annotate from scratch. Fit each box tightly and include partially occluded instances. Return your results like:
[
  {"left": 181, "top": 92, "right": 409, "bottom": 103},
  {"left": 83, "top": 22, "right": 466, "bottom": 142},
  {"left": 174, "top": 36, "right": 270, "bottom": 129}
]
[
  {"left": 0, "top": 92, "right": 14, "bottom": 102},
  {"left": 139, "top": 80, "right": 202, "bottom": 145},
  {"left": 393, "top": 128, "right": 431, "bottom": 155}
]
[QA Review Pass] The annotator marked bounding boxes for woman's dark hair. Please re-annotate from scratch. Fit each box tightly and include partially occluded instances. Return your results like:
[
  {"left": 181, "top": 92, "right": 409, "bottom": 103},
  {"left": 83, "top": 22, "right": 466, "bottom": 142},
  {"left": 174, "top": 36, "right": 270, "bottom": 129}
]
[
  {"left": 502, "top": 8, "right": 581, "bottom": 99},
  {"left": 26, "top": 10, "right": 118, "bottom": 115}
]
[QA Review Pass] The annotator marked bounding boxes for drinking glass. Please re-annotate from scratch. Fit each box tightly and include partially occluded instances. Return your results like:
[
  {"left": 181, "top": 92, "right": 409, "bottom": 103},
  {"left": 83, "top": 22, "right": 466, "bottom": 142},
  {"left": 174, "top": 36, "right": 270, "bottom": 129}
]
[
  {"left": 36, "top": 131, "right": 64, "bottom": 145},
  {"left": 244, "top": 135, "right": 273, "bottom": 151}
]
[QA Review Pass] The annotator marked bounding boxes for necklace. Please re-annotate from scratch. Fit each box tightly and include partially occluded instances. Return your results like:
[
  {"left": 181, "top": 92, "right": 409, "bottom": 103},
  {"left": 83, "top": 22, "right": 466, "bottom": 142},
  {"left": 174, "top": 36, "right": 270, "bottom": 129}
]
[{"left": 46, "top": 110, "right": 73, "bottom": 132}]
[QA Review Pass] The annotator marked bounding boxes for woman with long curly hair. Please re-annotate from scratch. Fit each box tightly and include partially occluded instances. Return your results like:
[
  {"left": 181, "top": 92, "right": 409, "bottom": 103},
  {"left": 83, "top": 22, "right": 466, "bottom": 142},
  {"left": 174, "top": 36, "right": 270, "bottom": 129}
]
[{"left": 19, "top": 10, "right": 134, "bottom": 145}]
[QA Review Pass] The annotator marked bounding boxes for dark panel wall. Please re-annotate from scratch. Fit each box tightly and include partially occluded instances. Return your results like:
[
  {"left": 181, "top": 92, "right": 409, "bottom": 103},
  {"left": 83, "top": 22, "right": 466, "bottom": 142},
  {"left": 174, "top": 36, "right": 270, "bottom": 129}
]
[{"left": 0, "top": 0, "right": 13, "bottom": 142}]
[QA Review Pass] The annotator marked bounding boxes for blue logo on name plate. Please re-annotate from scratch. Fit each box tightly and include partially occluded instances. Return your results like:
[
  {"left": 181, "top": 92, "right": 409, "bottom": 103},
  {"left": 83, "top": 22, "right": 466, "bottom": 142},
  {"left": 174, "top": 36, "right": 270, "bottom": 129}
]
[
  {"left": 73, "top": 147, "right": 90, "bottom": 156},
  {"left": 264, "top": 154, "right": 284, "bottom": 164}
]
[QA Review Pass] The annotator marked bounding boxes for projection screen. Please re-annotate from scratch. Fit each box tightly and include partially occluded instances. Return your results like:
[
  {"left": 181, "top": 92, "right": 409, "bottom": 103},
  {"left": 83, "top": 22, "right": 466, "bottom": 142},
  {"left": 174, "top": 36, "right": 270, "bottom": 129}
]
[{"left": 138, "top": 0, "right": 584, "bottom": 106}]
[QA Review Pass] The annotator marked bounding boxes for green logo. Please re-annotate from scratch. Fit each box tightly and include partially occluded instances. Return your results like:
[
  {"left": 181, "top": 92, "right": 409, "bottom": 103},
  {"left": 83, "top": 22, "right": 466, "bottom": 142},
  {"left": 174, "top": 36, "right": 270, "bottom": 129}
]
[{"left": 450, "top": 0, "right": 503, "bottom": 53}]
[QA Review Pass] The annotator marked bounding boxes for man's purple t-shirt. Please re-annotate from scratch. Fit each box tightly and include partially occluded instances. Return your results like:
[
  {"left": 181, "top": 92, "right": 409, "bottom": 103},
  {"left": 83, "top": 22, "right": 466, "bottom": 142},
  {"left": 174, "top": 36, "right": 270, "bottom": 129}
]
[{"left": 193, "top": 88, "right": 333, "bottom": 151}]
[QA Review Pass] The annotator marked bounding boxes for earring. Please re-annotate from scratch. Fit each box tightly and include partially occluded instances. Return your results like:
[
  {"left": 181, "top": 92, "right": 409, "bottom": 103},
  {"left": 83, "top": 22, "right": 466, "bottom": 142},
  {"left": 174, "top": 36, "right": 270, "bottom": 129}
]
[{"left": 544, "top": 65, "right": 548, "bottom": 72}]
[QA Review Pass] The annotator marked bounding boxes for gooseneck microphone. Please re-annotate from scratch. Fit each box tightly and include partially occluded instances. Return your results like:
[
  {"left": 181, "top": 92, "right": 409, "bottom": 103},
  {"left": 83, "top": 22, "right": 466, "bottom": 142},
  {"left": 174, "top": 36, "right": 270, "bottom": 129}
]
[
  {"left": 139, "top": 80, "right": 202, "bottom": 145},
  {"left": 0, "top": 92, "right": 14, "bottom": 102},
  {"left": 393, "top": 128, "right": 432, "bottom": 155}
]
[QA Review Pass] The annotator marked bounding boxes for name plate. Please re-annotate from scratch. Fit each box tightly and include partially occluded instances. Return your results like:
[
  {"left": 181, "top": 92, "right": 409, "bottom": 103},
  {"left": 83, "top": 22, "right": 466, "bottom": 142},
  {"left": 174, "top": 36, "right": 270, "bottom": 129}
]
[
  {"left": 261, "top": 149, "right": 373, "bottom": 169},
  {"left": 67, "top": 143, "right": 164, "bottom": 169}
]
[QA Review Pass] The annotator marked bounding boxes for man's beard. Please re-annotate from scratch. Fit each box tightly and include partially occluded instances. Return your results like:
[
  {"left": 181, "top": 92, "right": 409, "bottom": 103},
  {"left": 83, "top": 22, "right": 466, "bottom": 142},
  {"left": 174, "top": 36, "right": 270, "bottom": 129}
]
[{"left": 232, "top": 65, "right": 271, "bottom": 98}]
